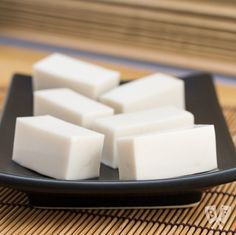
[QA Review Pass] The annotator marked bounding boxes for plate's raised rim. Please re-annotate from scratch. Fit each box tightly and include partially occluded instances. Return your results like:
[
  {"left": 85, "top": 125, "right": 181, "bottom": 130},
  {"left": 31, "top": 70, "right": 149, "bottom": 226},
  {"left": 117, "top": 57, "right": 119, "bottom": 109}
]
[
  {"left": 0, "top": 73, "right": 235, "bottom": 195},
  {"left": 0, "top": 168, "right": 236, "bottom": 194}
]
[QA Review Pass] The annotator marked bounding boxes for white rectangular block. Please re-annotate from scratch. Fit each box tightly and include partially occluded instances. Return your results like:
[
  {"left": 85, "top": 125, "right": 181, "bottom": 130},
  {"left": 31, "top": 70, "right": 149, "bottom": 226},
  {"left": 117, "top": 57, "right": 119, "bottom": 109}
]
[
  {"left": 117, "top": 125, "right": 217, "bottom": 180},
  {"left": 33, "top": 53, "right": 120, "bottom": 99},
  {"left": 92, "top": 107, "right": 194, "bottom": 168},
  {"left": 34, "top": 88, "right": 114, "bottom": 128},
  {"left": 12, "top": 115, "right": 104, "bottom": 180},
  {"left": 100, "top": 73, "right": 185, "bottom": 113}
]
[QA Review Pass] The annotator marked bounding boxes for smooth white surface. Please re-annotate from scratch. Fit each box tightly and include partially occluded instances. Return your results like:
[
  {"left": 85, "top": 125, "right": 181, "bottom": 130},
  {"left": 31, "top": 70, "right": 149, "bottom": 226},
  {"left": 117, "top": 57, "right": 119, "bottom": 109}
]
[
  {"left": 92, "top": 107, "right": 194, "bottom": 168},
  {"left": 12, "top": 115, "right": 104, "bottom": 180},
  {"left": 100, "top": 73, "right": 185, "bottom": 113},
  {"left": 34, "top": 88, "right": 114, "bottom": 128},
  {"left": 117, "top": 125, "right": 217, "bottom": 180},
  {"left": 33, "top": 53, "right": 120, "bottom": 99}
]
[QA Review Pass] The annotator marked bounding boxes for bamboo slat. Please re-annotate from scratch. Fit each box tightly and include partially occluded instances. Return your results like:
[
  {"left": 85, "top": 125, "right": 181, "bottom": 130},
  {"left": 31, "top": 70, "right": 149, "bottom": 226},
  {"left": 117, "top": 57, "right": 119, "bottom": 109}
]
[
  {"left": 1, "top": 0, "right": 236, "bottom": 76},
  {"left": 0, "top": 176, "right": 235, "bottom": 234}
]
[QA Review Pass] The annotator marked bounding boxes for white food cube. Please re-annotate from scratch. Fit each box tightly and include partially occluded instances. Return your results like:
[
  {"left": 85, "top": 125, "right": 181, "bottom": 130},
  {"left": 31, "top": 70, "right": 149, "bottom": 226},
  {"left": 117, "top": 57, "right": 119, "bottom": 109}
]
[
  {"left": 12, "top": 115, "right": 104, "bottom": 180},
  {"left": 92, "top": 107, "right": 194, "bottom": 168},
  {"left": 100, "top": 73, "right": 185, "bottom": 113},
  {"left": 117, "top": 125, "right": 217, "bottom": 180},
  {"left": 34, "top": 88, "right": 114, "bottom": 128},
  {"left": 33, "top": 53, "right": 120, "bottom": 99}
]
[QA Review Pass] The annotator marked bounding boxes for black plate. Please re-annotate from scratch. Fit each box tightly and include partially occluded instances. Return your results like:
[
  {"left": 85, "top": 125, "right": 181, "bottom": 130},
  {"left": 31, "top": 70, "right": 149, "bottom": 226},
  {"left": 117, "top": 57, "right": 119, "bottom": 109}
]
[{"left": 0, "top": 73, "right": 235, "bottom": 208}]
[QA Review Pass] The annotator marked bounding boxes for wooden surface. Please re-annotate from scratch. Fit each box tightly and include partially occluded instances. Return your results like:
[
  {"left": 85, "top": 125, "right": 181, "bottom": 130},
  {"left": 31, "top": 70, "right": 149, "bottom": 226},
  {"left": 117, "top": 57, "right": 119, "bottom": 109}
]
[
  {"left": 0, "top": 178, "right": 235, "bottom": 234},
  {"left": 2, "top": 0, "right": 236, "bottom": 76},
  {"left": 0, "top": 45, "right": 235, "bottom": 234}
]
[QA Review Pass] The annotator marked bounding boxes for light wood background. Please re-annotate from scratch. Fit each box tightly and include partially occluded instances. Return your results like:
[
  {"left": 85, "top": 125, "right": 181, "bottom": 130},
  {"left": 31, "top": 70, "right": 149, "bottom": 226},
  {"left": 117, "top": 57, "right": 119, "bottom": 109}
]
[{"left": 2, "top": 0, "right": 236, "bottom": 77}]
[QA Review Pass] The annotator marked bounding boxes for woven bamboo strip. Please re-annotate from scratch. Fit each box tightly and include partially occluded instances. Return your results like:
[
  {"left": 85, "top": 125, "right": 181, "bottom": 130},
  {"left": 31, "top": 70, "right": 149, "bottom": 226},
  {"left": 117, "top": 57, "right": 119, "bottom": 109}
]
[
  {"left": 1, "top": 8, "right": 236, "bottom": 52},
  {"left": 2, "top": 0, "right": 236, "bottom": 31},
  {"left": 2, "top": 17, "right": 236, "bottom": 63}
]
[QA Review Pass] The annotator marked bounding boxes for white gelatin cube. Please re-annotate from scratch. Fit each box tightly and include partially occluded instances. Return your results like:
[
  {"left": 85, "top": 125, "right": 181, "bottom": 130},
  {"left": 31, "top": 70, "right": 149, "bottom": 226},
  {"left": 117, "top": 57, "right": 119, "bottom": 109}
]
[
  {"left": 34, "top": 88, "right": 114, "bottom": 128},
  {"left": 33, "top": 53, "right": 120, "bottom": 99},
  {"left": 100, "top": 73, "right": 185, "bottom": 113},
  {"left": 12, "top": 115, "right": 104, "bottom": 180},
  {"left": 117, "top": 125, "right": 217, "bottom": 180},
  {"left": 92, "top": 107, "right": 194, "bottom": 168}
]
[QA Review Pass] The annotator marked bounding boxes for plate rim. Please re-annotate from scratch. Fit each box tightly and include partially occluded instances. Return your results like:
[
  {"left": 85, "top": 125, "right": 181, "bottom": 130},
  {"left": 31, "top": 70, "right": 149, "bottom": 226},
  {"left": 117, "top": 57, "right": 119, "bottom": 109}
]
[{"left": 0, "top": 168, "right": 236, "bottom": 194}]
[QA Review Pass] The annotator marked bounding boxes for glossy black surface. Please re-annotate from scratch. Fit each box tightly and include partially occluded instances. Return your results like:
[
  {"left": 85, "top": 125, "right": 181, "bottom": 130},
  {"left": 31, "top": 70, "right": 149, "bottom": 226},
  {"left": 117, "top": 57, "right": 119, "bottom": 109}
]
[{"left": 0, "top": 73, "right": 235, "bottom": 208}]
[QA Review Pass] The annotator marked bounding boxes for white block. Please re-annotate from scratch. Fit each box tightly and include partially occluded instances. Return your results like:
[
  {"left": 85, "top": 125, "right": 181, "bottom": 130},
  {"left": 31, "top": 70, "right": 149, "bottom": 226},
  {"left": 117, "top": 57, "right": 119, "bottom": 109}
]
[
  {"left": 33, "top": 53, "right": 120, "bottom": 99},
  {"left": 92, "top": 107, "right": 194, "bottom": 168},
  {"left": 34, "top": 88, "right": 114, "bottom": 128},
  {"left": 100, "top": 73, "right": 185, "bottom": 113},
  {"left": 117, "top": 125, "right": 217, "bottom": 180},
  {"left": 12, "top": 115, "right": 104, "bottom": 180}
]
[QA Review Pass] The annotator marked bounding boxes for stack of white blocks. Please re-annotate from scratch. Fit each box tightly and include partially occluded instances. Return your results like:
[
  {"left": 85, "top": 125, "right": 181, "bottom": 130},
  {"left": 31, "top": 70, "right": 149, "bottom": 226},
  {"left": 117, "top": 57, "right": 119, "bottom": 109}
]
[{"left": 12, "top": 53, "right": 217, "bottom": 180}]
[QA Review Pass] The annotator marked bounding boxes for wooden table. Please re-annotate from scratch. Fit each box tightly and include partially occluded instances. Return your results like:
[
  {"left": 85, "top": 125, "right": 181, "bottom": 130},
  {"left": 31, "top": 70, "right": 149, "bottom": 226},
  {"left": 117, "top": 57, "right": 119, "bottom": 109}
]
[{"left": 0, "top": 45, "right": 235, "bottom": 234}]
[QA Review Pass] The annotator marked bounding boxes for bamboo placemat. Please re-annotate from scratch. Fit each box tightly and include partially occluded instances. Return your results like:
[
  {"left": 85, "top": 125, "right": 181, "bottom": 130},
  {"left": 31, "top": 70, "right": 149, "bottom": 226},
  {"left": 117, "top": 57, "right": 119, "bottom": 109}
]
[
  {"left": 2, "top": 0, "right": 236, "bottom": 76},
  {"left": 0, "top": 45, "right": 235, "bottom": 234}
]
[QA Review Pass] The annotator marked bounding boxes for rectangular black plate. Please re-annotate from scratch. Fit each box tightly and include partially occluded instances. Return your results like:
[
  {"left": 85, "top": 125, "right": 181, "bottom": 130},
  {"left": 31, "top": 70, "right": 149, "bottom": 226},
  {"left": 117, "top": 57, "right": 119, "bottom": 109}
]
[{"left": 0, "top": 73, "right": 235, "bottom": 208}]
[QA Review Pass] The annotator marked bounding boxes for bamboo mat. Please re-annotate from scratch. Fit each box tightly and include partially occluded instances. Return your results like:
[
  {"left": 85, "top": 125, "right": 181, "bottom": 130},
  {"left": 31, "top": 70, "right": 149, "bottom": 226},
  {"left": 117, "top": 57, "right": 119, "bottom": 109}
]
[
  {"left": 0, "top": 45, "right": 235, "bottom": 234},
  {"left": 1, "top": 0, "right": 236, "bottom": 76}
]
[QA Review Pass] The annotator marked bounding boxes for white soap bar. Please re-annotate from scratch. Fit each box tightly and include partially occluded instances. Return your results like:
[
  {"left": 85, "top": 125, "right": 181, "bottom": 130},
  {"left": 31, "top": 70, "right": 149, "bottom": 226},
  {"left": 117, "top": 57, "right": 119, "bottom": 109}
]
[
  {"left": 117, "top": 125, "right": 217, "bottom": 180},
  {"left": 92, "top": 107, "right": 194, "bottom": 168},
  {"left": 33, "top": 53, "right": 120, "bottom": 99},
  {"left": 12, "top": 115, "right": 104, "bottom": 180},
  {"left": 100, "top": 73, "right": 185, "bottom": 113},
  {"left": 34, "top": 88, "right": 114, "bottom": 128}
]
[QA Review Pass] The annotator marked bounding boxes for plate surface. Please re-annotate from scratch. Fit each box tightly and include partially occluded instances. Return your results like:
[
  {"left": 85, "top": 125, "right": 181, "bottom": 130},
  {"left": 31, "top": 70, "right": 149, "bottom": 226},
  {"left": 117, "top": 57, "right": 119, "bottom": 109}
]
[{"left": 0, "top": 73, "right": 235, "bottom": 208}]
